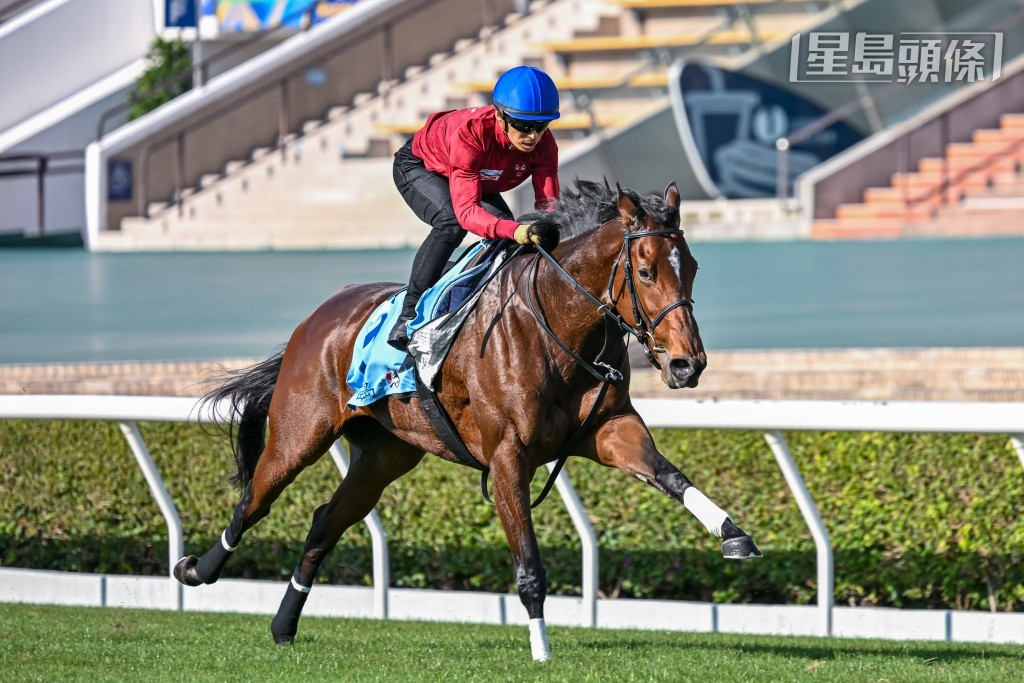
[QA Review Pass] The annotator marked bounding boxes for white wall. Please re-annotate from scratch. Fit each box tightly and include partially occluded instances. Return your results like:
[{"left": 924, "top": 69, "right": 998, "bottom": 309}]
[
  {"left": 0, "top": 0, "right": 156, "bottom": 133},
  {"left": 0, "top": 74, "right": 136, "bottom": 236}
]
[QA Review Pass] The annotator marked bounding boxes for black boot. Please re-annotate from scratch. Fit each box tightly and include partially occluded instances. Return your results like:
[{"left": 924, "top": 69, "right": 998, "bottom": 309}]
[
  {"left": 386, "top": 298, "right": 418, "bottom": 352},
  {"left": 386, "top": 315, "right": 412, "bottom": 351}
]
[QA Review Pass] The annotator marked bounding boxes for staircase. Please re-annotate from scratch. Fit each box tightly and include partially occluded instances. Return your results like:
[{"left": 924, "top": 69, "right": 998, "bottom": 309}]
[
  {"left": 812, "top": 113, "right": 1024, "bottom": 240},
  {"left": 101, "top": 0, "right": 609, "bottom": 250},
  {"left": 99, "top": 0, "right": 834, "bottom": 251}
]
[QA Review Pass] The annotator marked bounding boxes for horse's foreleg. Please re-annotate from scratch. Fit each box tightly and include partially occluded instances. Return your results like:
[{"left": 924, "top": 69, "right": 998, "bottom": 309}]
[
  {"left": 491, "top": 447, "right": 551, "bottom": 662},
  {"left": 586, "top": 411, "right": 762, "bottom": 559},
  {"left": 271, "top": 431, "right": 423, "bottom": 644}
]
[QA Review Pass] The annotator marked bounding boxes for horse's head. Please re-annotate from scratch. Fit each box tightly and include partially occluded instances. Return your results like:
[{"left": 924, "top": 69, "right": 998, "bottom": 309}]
[{"left": 611, "top": 182, "right": 706, "bottom": 389}]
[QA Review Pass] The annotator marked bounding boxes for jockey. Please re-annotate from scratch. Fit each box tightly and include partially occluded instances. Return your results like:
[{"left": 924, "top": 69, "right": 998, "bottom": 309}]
[{"left": 387, "top": 65, "right": 563, "bottom": 351}]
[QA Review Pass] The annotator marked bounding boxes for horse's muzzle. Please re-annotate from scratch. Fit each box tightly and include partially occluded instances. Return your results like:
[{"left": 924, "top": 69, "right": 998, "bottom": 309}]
[{"left": 666, "top": 356, "right": 706, "bottom": 389}]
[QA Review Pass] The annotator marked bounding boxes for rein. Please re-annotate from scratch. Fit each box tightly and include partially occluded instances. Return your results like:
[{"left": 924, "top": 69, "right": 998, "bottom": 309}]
[
  {"left": 502, "top": 223, "right": 690, "bottom": 508},
  {"left": 437, "top": 223, "right": 693, "bottom": 509}
]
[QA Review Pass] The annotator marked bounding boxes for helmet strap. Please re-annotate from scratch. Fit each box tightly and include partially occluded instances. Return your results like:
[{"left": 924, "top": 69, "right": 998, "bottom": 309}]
[{"left": 499, "top": 112, "right": 512, "bottom": 148}]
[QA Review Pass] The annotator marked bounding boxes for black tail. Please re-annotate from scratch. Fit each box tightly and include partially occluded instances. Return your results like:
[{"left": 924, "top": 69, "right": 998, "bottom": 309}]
[{"left": 199, "top": 350, "right": 284, "bottom": 487}]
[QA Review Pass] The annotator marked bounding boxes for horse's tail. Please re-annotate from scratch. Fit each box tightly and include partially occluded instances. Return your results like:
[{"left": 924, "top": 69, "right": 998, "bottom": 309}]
[{"left": 199, "top": 350, "right": 284, "bottom": 488}]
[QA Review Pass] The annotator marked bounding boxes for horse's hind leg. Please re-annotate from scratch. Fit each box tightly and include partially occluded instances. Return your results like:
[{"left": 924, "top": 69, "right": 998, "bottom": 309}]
[
  {"left": 270, "top": 420, "right": 423, "bottom": 644},
  {"left": 585, "top": 410, "right": 762, "bottom": 559},
  {"left": 174, "top": 403, "right": 339, "bottom": 587}
]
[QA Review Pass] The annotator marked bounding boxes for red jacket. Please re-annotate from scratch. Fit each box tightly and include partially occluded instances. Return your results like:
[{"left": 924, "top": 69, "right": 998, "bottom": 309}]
[{"left": 411, "top": 106, "right": 559, "bottom": 240}]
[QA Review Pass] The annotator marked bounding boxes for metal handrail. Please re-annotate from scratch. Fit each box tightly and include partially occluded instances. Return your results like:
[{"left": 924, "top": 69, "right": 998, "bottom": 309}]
[
  {"left": 0, "top": 151, "right": 84, "bottom": 235},
  {"left": 132, "top": 0, "right": 512, "bottom": 221},
  {"left": 95, "top": 2, "right": 324, "bottom": 140},
  {"left": 0, "top": 0, "right": 42, "bottom": 25},
  {"left": 902, "top": 133, "right": 1024, "bottom": 213}
]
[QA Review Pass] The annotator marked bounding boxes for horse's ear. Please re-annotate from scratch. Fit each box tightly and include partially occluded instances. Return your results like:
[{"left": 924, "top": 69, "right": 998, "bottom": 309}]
[
  {"left": 664, "top": 182, "right": 680, "bottom": 210},
  {"left": 616, "top": 183, "right": 637, "bottom": 223}
]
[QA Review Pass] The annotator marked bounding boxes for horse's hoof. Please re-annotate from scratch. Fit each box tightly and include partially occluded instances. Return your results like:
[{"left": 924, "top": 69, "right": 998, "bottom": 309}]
[
  {"left": 173, "top": 555, "right": 204, "bottom": 586},
  {"left": 271, "top": 621, "right": 296, "bottom": 645},
  {"left": 722, "top": 534, "right": 763, "bottom": 560}
]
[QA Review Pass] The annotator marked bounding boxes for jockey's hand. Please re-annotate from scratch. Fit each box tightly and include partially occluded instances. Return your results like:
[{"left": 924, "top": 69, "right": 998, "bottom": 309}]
[{"left": 513, "top": 219, "right": 560, "bottom": 252}]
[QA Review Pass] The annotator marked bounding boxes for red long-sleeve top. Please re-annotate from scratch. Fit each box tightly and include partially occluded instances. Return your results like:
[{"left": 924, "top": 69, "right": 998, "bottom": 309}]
[{"left": 411, "top": 106, "right": 559, "bottom": 240}]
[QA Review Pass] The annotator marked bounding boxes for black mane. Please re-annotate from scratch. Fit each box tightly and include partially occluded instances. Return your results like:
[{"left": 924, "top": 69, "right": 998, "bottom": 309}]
[{"left": 519, "top": 178, "right": 679, "bottom": 240}]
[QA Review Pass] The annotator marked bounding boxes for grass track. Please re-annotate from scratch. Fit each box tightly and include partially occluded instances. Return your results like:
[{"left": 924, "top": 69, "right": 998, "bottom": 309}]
[{"left": 1, "top": 603, "right": 1023, "bottom": 682}]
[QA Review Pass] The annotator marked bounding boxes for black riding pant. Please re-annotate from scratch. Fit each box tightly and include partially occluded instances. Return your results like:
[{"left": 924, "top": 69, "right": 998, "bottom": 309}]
[{"left": 392, "top": 139, "right": 514, "bottom": 318}]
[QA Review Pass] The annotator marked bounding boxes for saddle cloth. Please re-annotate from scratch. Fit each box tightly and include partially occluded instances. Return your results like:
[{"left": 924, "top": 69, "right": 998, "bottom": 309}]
[{"left": 346, "top": 241, "right": 508, "bottom": 407}]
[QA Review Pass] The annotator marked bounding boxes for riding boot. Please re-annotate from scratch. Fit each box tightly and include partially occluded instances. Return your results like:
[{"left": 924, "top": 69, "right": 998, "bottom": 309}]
[
  {"left": 388, "top": 228, "right": 456, "bottom": 351},
  {"left": 386, "top": 295, "right": 420, "bottom": 351}
]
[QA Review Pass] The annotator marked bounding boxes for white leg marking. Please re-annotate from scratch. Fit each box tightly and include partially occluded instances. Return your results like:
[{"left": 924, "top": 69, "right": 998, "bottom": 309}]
[
  {"left": 220, "top": 530, "right": 238, "bottom": 552},
  {"left": 529, "top": 618, "right": 551, "bottom": 662},
  {"left": 683, "top": 487, "right": 731, "bottom": 538}
]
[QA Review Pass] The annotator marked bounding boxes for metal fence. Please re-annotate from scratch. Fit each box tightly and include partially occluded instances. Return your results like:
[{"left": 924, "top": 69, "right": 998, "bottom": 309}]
[{"left": 1, "top": 395, "right": 1022, "bottom": 640}]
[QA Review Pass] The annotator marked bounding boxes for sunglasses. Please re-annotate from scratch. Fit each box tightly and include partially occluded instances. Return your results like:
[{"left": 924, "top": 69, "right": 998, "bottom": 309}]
[{"left": 503, "top": 113, "right": 550, "bottom": 135}]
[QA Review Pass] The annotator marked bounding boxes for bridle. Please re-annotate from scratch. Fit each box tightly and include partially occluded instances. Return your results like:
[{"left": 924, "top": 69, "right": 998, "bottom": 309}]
[
  {"left": 477, "top": 218, "right": 694, "bottom": 508},
  {"left": 605, "top": 224, "right": 694, "bottom": 370},
  {"left": 530, "top": 218, "right": 694, "bottom": 376}
]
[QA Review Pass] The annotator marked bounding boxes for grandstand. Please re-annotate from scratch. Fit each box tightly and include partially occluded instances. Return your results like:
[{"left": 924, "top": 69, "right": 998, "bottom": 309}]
[{"left": 1, "top": 0, "right": 1024, "bottom": 247}]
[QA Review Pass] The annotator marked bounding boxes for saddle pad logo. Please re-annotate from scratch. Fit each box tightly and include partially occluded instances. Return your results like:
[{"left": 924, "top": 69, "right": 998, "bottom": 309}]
[{"left": 480, "top": 168, "right": 502, "bottom": 181}]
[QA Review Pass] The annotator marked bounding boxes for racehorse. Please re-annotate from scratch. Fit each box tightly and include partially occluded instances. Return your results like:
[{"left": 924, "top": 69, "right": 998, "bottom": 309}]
[{"left": 174, "top": 179, "right": 761, "bottom": 661}]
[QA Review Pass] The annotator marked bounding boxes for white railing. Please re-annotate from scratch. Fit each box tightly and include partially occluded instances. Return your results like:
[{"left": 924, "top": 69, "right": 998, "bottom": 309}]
[{"left": 1, "top": 395, "right": 1022, "bottom": 641}]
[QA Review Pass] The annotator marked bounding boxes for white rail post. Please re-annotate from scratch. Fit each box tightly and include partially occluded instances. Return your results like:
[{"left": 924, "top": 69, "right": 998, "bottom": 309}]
[
  {"left": 547, "top": 462, "right": 598, "bottom": 627},
  {"left": 329, "top": 441, "right": 389, "bottom": 620},
  {"left": 1011, "top": 436, "right": 1024, "bottom": 472},
  {"left": 764, "top": 430, "right": 833, "bottom": 637},
  {"left": 118, "top": 421, "right": 183, "bottom": 610}
]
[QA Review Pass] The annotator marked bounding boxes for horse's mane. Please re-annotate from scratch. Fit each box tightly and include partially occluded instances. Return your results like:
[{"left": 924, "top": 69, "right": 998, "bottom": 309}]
[{"left": 519, "top": 178, "right": 679, "bottom": 241}]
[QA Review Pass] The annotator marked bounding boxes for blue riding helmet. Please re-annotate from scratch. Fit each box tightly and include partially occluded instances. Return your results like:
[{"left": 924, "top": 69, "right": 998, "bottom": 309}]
[{"left": 491, "top": 66, "right": 561, "bottom": 121}]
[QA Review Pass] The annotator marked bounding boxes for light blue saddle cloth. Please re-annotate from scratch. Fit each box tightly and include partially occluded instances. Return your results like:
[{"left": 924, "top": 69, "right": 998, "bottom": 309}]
[{"left": 346, "top": 241, "right": 497, "bottom": 407}]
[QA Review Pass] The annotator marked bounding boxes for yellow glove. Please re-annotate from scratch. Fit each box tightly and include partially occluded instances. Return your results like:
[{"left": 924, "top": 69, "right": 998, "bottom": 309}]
[{"left": 514, "top": 224, "right": 540, "bottom": 245}]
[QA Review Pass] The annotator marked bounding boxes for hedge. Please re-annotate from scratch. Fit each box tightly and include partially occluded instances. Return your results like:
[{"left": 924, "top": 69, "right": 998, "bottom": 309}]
[{"left": 1, "top": 419, "right": 1022, "bottom": 611}]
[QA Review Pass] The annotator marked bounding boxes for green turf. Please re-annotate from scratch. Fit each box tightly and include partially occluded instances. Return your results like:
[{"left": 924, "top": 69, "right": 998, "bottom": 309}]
[{"left": 1, "top": 604, "right": 1022, "bottom": 682}]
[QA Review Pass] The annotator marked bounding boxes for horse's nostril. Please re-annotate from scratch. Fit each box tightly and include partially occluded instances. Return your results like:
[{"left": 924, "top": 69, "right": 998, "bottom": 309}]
[{"left": 669, "top": 358, "right": 694, "bottom": 381}]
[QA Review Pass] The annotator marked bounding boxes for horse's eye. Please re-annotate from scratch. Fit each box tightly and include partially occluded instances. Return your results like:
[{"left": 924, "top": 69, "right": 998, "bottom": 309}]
[{"left": 638, "top": 268, "right": 652, "bottom": 282}]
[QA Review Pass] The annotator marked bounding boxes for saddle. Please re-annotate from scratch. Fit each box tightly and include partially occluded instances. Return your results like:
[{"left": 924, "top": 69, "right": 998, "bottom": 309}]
[{"left": 345, "top": 240, "right": 513, "bottom": 409}]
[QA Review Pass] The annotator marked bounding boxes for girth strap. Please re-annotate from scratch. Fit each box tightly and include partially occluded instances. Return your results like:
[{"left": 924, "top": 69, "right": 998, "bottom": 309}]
[
  {"left": 416, "top": 369, "right": 613, "bottom": 509},
  {"left": 414, "top": 372, "right": 488, "bottom": 472}
]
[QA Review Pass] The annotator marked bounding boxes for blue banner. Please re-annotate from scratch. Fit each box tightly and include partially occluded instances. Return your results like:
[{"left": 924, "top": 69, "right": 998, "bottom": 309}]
[
  {"left": 165, "top": 0, "right": 198, "bottom": 28},
  {"left": 210, "top": 1, "right": 358, "bottom": 32}
]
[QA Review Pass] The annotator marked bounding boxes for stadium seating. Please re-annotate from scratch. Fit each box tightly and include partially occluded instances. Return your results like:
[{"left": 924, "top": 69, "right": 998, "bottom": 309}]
[
  {"left": 102, "top": 0, "right": 837, "bottom": 249},
  {"left": 813, "top": 113, "right": 1024, "bottom": 239}
]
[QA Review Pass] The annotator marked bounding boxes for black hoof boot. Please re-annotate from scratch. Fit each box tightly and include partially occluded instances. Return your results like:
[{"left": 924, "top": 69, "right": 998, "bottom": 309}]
[
  {"left": 271, "top": 630, "right": 295, "bottom": 646},
  {"left": 173, "top": 555, "right": 204, "bottom": 586},
  {"left": 270, "top": 578, "right": 311, "bottom": 645},
  {"left": 720, "top": 519, "right": 763, "bottom": 560}
]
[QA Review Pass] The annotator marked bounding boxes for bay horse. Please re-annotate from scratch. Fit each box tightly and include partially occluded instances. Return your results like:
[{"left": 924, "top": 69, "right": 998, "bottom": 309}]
[{"left": 175, "top": 179, "right": 761, "bottom": 661}]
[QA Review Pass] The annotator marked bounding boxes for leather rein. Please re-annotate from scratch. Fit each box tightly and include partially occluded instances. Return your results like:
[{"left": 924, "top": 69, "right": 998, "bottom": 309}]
[{"left": 486, "top": 220, "right": 693, "bottom": 508}]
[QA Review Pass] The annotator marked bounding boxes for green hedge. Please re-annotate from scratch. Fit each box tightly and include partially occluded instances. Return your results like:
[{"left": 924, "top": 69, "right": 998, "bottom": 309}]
[{"left": 2, "top": 420, "right": 1022, "bottom": 611}]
